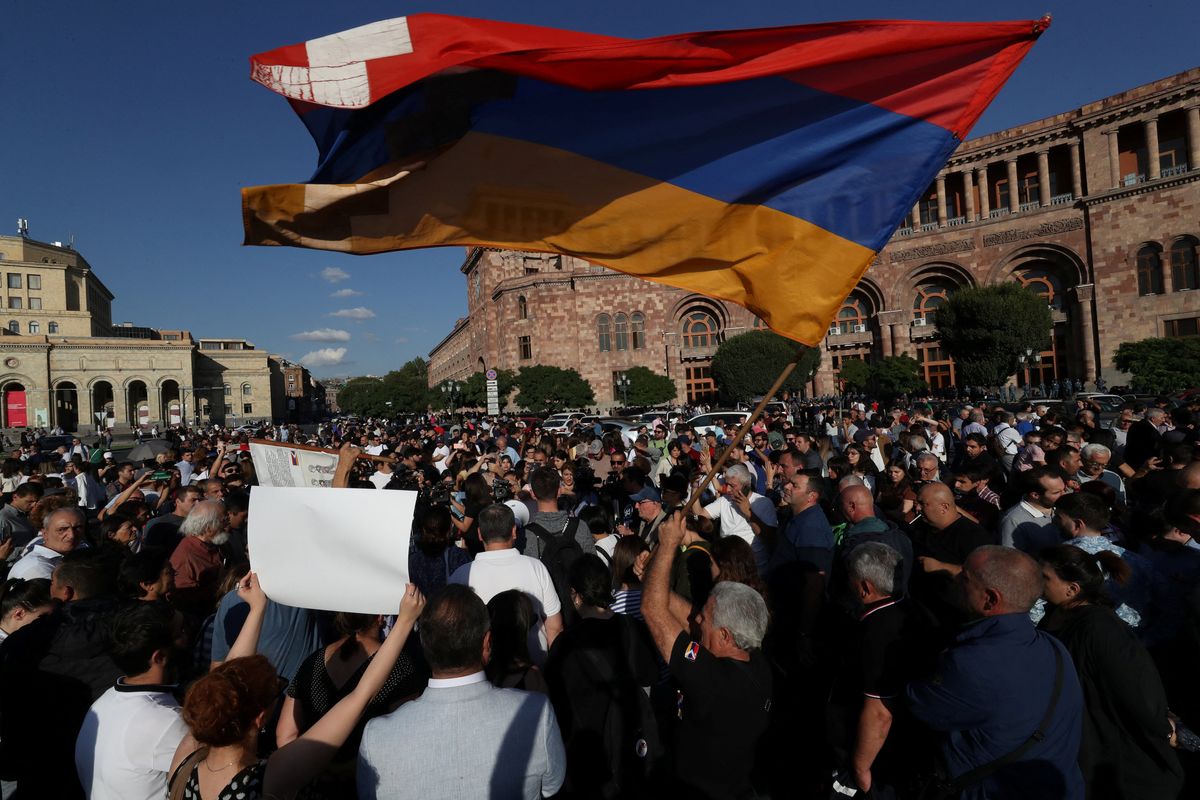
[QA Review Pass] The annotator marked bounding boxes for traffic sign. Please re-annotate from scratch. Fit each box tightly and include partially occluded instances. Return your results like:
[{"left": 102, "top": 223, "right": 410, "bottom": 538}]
[{"left": 485, "top": 369, "right": 498, "bottom": 381}]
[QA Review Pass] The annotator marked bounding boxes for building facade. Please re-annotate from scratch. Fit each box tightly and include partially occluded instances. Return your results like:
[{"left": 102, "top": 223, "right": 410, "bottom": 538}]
[
  {"left": 429, "top": 69, "right": 1200, "bottom": 404},
  {"left": 0, "top": 235, "right": 280, "bottom": 431}
]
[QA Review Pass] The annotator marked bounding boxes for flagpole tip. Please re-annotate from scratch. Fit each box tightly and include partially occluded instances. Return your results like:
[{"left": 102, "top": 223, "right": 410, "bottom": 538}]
[{"left": 1034, "top": 14, "right": 1053, "bottom": 34}]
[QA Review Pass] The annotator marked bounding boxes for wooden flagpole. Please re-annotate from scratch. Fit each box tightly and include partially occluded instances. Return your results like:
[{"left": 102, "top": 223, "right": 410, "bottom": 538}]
[
  {"left": 249, "top": 438, "right": 397, "bottom": 465},
  {"left": 682, "top": 345, "right": 808, "bottom": 516}
]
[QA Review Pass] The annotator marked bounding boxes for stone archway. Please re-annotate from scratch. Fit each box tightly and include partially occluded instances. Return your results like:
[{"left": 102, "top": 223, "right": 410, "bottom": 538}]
[
  {"left": 54, "top": 382, "right": 79, "bottom": 432},
  {"left": 161, "top": 379, "right": 182, "bottom": 426},
  {"left": 127, "top": 379, "right": 150, "bottom": 428},
  {"left": 2, "top": 381, "right": 27, "bottom": 429},
  {"left": 91, "top": 380, "right": 115, "bottom": 432}
]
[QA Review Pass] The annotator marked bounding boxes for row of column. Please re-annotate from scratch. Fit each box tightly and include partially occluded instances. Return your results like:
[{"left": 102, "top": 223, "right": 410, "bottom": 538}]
[
  {"left": 847, "top": 287, "right": 1099, "bottom": 383},
  {"left": 914, "top": 143, "right": 1083, "bottom": 228},
  {"left": 1106, "top": 106, "right": 1200, "bottom": 187}
]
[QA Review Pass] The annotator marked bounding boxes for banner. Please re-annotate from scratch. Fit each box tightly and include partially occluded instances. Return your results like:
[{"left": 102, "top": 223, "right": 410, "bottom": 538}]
[
  {"left": 249, "top": 440, "right": 338, "bottom": 488},
  {"left": 249, "top": 486, "right": 414, "bottom": 613}
]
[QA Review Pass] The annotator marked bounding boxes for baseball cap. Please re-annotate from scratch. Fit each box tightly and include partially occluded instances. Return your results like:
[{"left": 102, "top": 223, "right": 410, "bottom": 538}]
[
  {"left": 103, "top": 451, "right": 113, "bottom": 459},
  {"left": 629, "top": 485, "right": 661, "bottom": 504}
]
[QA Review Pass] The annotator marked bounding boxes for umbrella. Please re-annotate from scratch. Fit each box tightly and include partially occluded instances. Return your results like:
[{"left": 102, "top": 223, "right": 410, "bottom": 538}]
[{"left": 126, "top": 439, "right": 173, "bottom": 462}]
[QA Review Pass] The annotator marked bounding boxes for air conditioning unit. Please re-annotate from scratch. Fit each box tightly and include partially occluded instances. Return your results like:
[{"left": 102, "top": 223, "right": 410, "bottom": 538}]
[
  {"left": 912, "top": 317, "right": 927, "bottom": 327},
  {"left": 853, "top": 324, "right": 867, "bottom": 333},
  {"left": 828, "top": 325, "right": 841, "bottom": 336}
]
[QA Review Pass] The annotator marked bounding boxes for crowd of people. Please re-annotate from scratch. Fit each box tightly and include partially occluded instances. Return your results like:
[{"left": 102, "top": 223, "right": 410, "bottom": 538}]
[{"left": 0, "top": 390, "right": 1196, "bottom": 799}]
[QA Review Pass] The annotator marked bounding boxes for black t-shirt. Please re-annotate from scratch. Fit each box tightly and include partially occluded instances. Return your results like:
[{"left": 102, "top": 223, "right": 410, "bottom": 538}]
[
  {"left": 668, "top": 632, "right": 772, "bottom": 799},
  {"left": 908, "top": 515, "right": 993, "bottom": 624}
]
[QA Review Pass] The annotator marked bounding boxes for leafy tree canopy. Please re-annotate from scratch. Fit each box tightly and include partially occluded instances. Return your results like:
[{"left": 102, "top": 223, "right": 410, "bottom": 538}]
[
  {"left": 710, "top": 330, "right": 820, "bottom": 405},
  {"left": 621, "top": 366, "right": 676, "bottom": 407},
  {"left": 1114, "top": 337, "right": 1200, "bottom": 393},
  {"left": 514, "top": 365, "right": 596, "bottom": 413},
  {"left": 935, "top": 283, "right": 1052, "bottom": 387},
  {"left": 871, "top": 355, "right": 927, "bottom": 399},
  {"left": 337, "top": 358, "right": 434, "bottom": 416},
  {"left": 838, "top": 359, "right": 872, "bottom": 392}
]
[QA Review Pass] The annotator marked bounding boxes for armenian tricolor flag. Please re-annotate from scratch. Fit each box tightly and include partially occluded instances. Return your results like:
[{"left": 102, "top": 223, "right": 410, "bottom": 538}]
[{"left": 242, "top": 14, "right": 1048, "bottom": 345}]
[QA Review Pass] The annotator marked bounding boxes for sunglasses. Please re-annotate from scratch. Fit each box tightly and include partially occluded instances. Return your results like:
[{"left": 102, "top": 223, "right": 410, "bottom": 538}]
[{"left": 611, "top": 460, "right": 627, "bottom": 466}]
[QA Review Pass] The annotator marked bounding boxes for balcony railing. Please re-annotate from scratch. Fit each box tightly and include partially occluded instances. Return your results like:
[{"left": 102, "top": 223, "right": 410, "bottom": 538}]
[
  {"left": 1162, "top": 163, "right": 1190, "bottom": 178},
  {"left": 920, "top": 222, "right": 939, "bottom": 232},
  {"left": 1019, "top": 200, "right": 1041, "bottom": 212},
  {"left": 826, "top": 327, "right": 874, "bottom": 346},
  {"left": 946, "top": 216, "right": 968, "bottom": 227},
  {"left": 989, "top": 208, "right": 1010, "bottom": 219},
  {"left": 1051, "top": 192, "right": 1074, "bottom": 205},
  {"left": 896, "top": 226, "right": 914, "bottom": 237}
]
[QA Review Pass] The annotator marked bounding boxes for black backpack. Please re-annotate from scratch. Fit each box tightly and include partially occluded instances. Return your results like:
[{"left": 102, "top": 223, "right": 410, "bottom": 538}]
[{"left": 526, "top": 519, "right": 585, "bottom": 626}]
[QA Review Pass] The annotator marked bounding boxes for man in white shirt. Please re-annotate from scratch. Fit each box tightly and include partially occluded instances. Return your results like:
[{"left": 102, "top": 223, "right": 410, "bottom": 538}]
[
  {"left": 174, "top": 450, "right": 195, "bottom": 486},
  {"left": 75, "top": 602, "right": 188, "bottom": 800},
  {"left": 9, "top": 507, "right": 84, "bottom": 581},
  {"left": 369, "top": 460, "right": 395, "bottom": 490},
  {"left": 698, "top": 464, "right": 778, "bottom": 574},
  {"left": 449, "top": 503, "right": 562, "bottom": 664},
  {"left": 364, "top": 435, "right": 386, "bottom": 456},
  {"left": 431, "top": 440, "right": 451, "bottom": 474}
]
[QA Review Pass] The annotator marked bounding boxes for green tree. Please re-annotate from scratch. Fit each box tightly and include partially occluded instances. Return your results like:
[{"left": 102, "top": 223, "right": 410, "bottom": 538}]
[
  {"left": 1114, "top": 337, "right": 1200, "bottom": 393},
  {"left": 621, "top": 366, "right": 676, "bottom": 407},
  {"left": 455, "top": 369, "right": 517, "bottom": 408},
  {"left": 871, "top": 355, "right": 926, "bottom": 399},
  {"left": 838, "top": 359, "right": 873, "bottom": 392},
  {"left": 336, "top": 377, "right": 388, "bottom": 416},
  {"left": 710, "top": 331, "right": 821, "bottom": 405},
  {"left": 513, "top": 365, "right": 596, "bottom": 413},
  {"left": 934, "top": 283, "right": 1052, "bottom": 387},
  {"left": 382, "top": 358, "right": 434, "bottom": 413}
]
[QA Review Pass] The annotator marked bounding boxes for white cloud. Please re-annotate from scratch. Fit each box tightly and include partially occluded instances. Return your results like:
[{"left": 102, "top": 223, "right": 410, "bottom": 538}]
[
  {"left": 320, "top": 266, "right": 350, "bottom": 283},
  {"left": 329, "top": 307, "right": 376, "bottom": 320},
  {"left": 300, "top": 347, "right": 348, "bottom": 368},
  {"left": 290, "top": 328, "right": 351, "bottom": 343},
  {"left": 330, "top": 288, "right": 363, "bottom": 298}
]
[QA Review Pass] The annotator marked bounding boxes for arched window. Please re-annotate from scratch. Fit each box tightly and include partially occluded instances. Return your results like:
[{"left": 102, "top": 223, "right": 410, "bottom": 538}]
[
  {"left": 1171, "top": 237, "right": 1199, "bottom": 291},
  {"left": 27, "top": 321, "right": 38, "bottom": 334},
  {"left": 597, "top": 314, "right": 612, "bottom": 352},
  {"left": 223, "top": 384, "right": 232, "bottom": 397},
  {"left": 242, "top": 383, "right": 252, "bottom": 396},
  {"left": 48, "top": 322, "right": 58, "bottom": 334},
  {"left": 614, "top": 314, "right": 629, "bottom": 351},
  {"left": 681, "top": 310, "right": 719, "bottom": 348},
  {"left": 1016, "top": 268, "right": 1065, "bottom": 310},
  {"left": 630, "top": 312, "right": 645, "bottom": 350},
  {"left": 1136, "top": 244, "right": 1165, "bottom": 295},
  {"left": 517, "top": 295, "right": 527, "bottom": 320},
  {"left": 912, "top": 281, "right": 955, "bottom": 323},
  {"left": 836, "top": 297, "right": 870, "bottom": 334},
  {"left": 6, "top": 321, "right": 17, "bottom": 334}
]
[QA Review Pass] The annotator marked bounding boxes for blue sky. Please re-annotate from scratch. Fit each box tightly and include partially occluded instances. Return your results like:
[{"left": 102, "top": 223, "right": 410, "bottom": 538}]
[{"left": 2, "top": 1, "right": 1195, "bottom": 377}]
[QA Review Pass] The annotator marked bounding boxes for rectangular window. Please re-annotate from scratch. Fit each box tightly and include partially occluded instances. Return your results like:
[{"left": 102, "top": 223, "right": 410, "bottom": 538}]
[
  {"left": 518, "top": 335, "right": 532, "bottom": 360},
  {"left": 243, "top": 403, "right": 253, "bottom": 414},
  {"left": 994, "top": 178, "right": 1010, "bottom": 210},
  {"left": 224, "top": 404, "right": 233, "bottom": 415},
  {"left": 1165, "top": 317, "right": 1200, "bottom": 337},
  {"left": 28, "top": 298, "right": 41, "bottom": 310},
  {"left": 685, "top": 366, "right": 716, "bottom": 404},
  {"left": 242, "top": 384, "right": 252, "bottom": 395},
  {"left": 7, "top": 274, "right": 20, "bottom": 289},
  {"left": 8, "top": 297, "right": 20, "bottom": 309},
  {"left": 26, "top": 275, "right": 40, "bottom": 290},
  {"left": 224, "top": 385, "right": 232, "bottom": 396}
]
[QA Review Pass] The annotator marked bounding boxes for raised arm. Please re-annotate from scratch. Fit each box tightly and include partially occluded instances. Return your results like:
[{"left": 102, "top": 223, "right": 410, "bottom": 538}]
[
  {"left": 332, "top": 443, "right": 359, "bottom": 488},
  {"left": 264, "top": 584, "right": 426, "bottom": 800},
  {"left": 225, "top": 572, "right": 270, "bottom": 661},
  {"left": 642, "top": 511, "right": 688, "bottom": 661}
]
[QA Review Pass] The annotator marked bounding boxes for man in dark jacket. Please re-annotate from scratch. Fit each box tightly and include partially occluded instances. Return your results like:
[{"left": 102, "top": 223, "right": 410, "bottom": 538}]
[
  {"left": 831, "top": 484, "right": 914, "bottom": 600},
  {"left": 1123, "top": 408, "right": 1165, "bottom": 471},
  {"left": 0, "top": 549, "right": 122, "bottom": 799}
]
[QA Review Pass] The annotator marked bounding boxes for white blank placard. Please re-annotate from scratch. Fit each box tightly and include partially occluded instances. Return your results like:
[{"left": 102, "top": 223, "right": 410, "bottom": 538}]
[{"left": 249, "top": 486, "right": 414, "bottom": 614}]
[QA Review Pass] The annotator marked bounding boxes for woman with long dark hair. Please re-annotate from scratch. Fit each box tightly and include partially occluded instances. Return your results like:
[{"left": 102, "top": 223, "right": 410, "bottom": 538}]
[
  {"left": 876, "top": 460, "right": 917, "bottom": 525},
  {"left": 408, "top": 506, "right": 472, "bottom": 598},
  {"left": 1038, "top": 545, "right": 1183, "bottom": 800}
]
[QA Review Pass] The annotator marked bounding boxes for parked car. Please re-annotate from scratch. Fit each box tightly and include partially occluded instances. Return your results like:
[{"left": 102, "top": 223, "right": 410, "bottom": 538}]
[
  {"left": 541, "top": 412, "right": 583, "bottom": 434},
  {"left": 687, "top": 411, "right": 752, "bottom": 437}
]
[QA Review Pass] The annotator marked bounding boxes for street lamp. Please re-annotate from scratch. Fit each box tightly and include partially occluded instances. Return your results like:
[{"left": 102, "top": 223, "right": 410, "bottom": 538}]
[
  {"left": 440, "top": 380, "right": 461, "bottom": 412},
  {"left": 616, "top": 372, "right": 631, "bottom": 409}
]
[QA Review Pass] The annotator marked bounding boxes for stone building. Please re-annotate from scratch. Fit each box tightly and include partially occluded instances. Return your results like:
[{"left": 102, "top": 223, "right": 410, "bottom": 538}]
[
  {"left": 429, "top": 68, "right": 1200, "bottom": 405},
  {"left": 0, "top": 235, "right": 280, "bottom": 432}
]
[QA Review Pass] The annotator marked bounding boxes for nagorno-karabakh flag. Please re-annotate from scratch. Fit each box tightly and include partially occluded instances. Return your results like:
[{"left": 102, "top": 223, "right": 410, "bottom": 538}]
[{"left": 242, "top": 14, "right": 1049, "bottom": 345}]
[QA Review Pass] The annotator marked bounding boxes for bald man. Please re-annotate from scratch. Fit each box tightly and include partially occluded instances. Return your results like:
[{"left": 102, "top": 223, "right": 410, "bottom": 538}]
[
  {"left": 908, "top": 547, "right": 1084, "bottom": 800},
  {"left": 908, "top": 483, "right": 993, "bottom": 627},
  {"left": 831, "top": 485, "right": 913, "bottom": 599}
]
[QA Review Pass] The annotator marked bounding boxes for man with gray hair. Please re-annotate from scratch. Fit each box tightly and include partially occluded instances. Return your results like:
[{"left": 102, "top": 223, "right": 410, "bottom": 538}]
[
  {"left": 697, "top": 462, "right": 778, "bottom": 574},
  {"left": 828, "top": 542, "right": 933, "bottom": 797},
  {"left": 908, "top": 546, "right": 1084, "bottom": 800},
  {"left": 643, "top": 510, "right": 772, "bottom": 798},
  {"left": 1124, "top": 407, "right": 1165, "bottom": 470},
  {"left": 1077, "top": 442, "right": 1126, "bottom": 503},
  {"left": 168, "top": 500, "right": 227, "bottom": 614}
]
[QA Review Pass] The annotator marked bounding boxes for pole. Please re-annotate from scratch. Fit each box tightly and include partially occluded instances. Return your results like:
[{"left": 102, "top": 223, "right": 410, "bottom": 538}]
[
  {"left": 249, "top": 438, "right": 397, "bottom": 465},
  {"left": 683, "top": 345, "right": 808, "bottom": 516}
]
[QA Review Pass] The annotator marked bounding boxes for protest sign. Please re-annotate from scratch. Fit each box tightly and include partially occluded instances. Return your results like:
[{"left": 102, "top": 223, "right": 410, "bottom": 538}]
[
  {"left": 250, "top": 440, "right": 338, "bottom": 488},
  {"left": 249, "top": 486, "right": 414, "bottom": 614}
]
